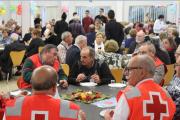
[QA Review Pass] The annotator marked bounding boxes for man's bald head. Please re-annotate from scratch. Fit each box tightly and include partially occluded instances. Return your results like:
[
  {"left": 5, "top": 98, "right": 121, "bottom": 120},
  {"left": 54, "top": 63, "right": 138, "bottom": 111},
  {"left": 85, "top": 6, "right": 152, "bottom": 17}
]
[
  {"left": 10, "top": 33, "right": 18, "bottom": 41},
  {"left": 89, "top": 24, "right": 95, "bottom": 32},
  {"left": 31, "top": 66, "right": 58, "bottom": 91}
]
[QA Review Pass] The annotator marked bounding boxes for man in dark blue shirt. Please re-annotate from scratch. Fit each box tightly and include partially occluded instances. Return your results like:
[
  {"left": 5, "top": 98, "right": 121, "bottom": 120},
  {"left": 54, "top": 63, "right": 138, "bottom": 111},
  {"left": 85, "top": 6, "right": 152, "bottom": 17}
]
[{"left": 85, "top": 24, "right": 96, "bottom": 48}]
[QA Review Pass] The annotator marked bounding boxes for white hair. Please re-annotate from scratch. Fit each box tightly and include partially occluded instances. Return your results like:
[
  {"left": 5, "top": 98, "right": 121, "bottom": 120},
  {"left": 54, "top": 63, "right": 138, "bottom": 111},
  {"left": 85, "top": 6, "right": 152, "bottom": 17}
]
[
  {"left": 172, "top": 25, "right": 177, "bottom": 29},
  {"left": 45, "top": 21, "right": 49, "bottom": 25},
  {"left": 73, "top": 15, "right": 79, "bottom": 21},
  {"left": 75, "top": 35, "right": 87, "bottom": 44},
  {"left": 61, "top": 31, "right": 70, "bottom": 40},
  {"left": 144, "top": 24, "right": 148, "bottom": 27},
  {"left": 10, "top": 33, "right": 18, "bottom": 41},
  {"left": 128, "top": 23, "right": 134, "bottom": 27},
  {"left": 46, "top": 24, "right": 51, "bottom": 29},
  {"left": 163, "top": 25, "right": 168, "bottom": 30}
]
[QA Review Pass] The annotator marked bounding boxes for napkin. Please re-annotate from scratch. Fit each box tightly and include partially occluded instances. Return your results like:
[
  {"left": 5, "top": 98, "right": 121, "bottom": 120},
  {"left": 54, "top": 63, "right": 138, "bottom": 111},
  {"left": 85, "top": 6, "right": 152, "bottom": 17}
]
[{"left": 10, "top": 90, "right": 31, "bottom": 96}]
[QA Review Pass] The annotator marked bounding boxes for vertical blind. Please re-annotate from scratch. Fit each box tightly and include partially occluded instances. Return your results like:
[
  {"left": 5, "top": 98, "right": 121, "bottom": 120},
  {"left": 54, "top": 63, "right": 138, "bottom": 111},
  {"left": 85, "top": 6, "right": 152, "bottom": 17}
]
[{"left": 129, "top": 6, "right": 167, "bottom": 23}]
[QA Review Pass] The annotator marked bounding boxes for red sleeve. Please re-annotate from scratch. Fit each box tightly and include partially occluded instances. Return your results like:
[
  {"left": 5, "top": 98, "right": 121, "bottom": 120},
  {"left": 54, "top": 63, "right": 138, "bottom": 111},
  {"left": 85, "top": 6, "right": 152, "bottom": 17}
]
[
  {"left": 116, "top": 91, "right": 123, "bottom": 102},
  {"left": 1, "top": 99, "right": 10, "bottom": 109},
  {"left": 91, "top": 18, "right": 94, "bottom": 24}
]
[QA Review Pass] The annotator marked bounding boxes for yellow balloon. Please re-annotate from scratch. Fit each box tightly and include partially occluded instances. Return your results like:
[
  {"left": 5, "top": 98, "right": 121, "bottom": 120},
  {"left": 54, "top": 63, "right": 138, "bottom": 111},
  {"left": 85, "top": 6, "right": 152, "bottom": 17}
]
[
  {"left": 179, "top": 1, "right": 180, "bottom": 3},
  {"left": 16, "top": 8, "right": 18, "bottom": 11},
  {"left": 35, "top": 7, "right": 38, "bottom": 11},
  {"left": 1, "top": 10, "right": 5, "bottom": 15}
]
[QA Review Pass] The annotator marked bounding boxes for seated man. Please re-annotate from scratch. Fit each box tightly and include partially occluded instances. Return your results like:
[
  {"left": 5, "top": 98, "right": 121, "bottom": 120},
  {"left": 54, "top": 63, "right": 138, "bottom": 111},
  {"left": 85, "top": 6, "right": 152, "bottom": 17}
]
[
  {"left": 20, "top": 44, "right": 68, "bottom": 89},
  {"left": 104, "top": 55, "right": 176, "bottom": 120},
  {"left": 5, "top": 66, "right": 86, "bottom": 120},
  {"left": 68, "top": 46, "right": 114, "bottom": 84},
  {"left": 0, "top": 33, "right": 25, "bottom": 79},
  {"left": 166, "top": 56, "right": 180, "bottom": 120},
  {"left": 57, "top": 31, "right": 73, "bottom": 64},
  {"left": 66, "top": 35, "right": 87, "bottom": 69},
  {"left": 85, "top": 24, "right": 96, "bottom": 47}
]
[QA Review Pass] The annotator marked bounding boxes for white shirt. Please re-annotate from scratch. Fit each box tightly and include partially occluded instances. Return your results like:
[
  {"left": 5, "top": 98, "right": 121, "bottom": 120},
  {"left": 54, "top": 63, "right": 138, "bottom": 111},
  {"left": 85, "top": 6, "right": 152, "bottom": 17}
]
[
  {"left": 94, "top": 40, "right": 104, "bottom": 53},
  {"left": 153, "top": 19, "right": 164, "bottom": 33},
  {"left": 44, "top": 29, "right": 50, "bottom": 36},
  {"left": 113, "top": 78, "right": 153, "bottom": 120}
]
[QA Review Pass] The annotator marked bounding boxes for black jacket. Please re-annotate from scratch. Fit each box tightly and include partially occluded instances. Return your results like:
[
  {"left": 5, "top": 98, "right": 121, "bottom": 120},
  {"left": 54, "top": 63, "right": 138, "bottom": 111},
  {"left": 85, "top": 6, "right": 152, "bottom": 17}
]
[
  {"left": 44, "top": 35, "right": 58, "bottom": 46},
  {"left": 68, "top": 59, "right": 115, "bottom": 85},
  {"left": 41, "top": 26, "right": 46, "bottom": 37},
  {"left": 168, "top": 49, "right": 176, "bottom": 64},
  {"left": 105, "top": 20, "right": 124, "bottom": 47},
  {"left": 155, "top": 48, "right": 171, "bottom": 65},
  {"left": 23, "top": 33, "right": 31, "bottom": 42},
  {"left": 54, "top": 20, "right": 68, "bottom": 45},
  {"left": 175, "top": 37, "right": 180, "bottom": 47},
  {"left": 0, "top": 41, "right": 26, "bottom": 73},
  {"left": 26, "top": 37, "right": 45, "bottom": 58},
  {"left": 66, "top": 45, "right": 81, "bottom": 69},
  {"left": 34, "top": 18, "right": 40, "bottom": 25},
  {"left": 127, "top": 41, "right": 137, "bottom": 54}
]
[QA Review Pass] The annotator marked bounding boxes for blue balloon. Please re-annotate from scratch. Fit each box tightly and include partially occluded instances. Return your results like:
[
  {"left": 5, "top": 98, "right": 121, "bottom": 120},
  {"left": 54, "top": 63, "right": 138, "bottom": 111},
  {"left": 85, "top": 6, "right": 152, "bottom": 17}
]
[
  {"left": 31, "top": 2, "right": 36, "bottom": 8},
  {"left": 172, "top": 10, "right": 176, "bottom": 14},
  {"left": 31, "top": 11, "right": 36, "bottom": 15},
  {"left": 0, "top": 2, "right": 3, "bottom": 8},
  {"left": 11, "top": 10, "right": 14, "bottom": 13},
  {"left": 31, "top": 7, "right": 35, "bottom": 12}
]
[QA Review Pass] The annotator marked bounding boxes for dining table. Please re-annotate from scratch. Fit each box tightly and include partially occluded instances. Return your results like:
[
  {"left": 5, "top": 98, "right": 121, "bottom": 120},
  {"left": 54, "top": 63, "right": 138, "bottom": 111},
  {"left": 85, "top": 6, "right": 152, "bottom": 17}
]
[{"left": 9, "top": 84, "right": 126, "bottom": 120}]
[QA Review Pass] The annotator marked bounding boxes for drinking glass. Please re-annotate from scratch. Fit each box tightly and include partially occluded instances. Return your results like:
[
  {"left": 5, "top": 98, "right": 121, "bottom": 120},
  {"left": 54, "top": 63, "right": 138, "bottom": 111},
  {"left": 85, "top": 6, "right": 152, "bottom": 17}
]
[
  {"left": 111, "top": 80, "right": 115, "bottom": 84},
  {"left": 90, "top": 79, "right": 94, "bottom": 83}
]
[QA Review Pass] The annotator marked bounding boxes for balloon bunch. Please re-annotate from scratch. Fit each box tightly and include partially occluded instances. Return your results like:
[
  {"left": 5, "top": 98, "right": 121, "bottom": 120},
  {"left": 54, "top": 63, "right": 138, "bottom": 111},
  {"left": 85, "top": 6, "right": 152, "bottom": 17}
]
[
  {"left": 17, "top": 5, "right": 22, "bottom": 15},
  {"left": 147, "top": 4, "right": 172, "bottom": 8},
  {"left": 31, "top": 2, "right": 38, "bottom": 15},
  {"left": 10, "top": 5, "right": 16, "bottom": 13},
  {"left": 170, "top": 4, "right": 176, "bottom": 14},
  {"left": 0, "top": 1, "right": 5, "bottom": 15}
]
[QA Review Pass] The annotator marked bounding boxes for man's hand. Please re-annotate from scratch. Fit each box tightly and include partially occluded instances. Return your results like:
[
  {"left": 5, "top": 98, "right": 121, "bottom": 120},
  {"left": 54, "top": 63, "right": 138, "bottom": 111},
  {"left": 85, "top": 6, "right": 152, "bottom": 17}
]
[
  {"left": 104, "top": 109, "right": 113, "bottom": 120},
  {"left": 125, "top": 85, "right": 133, "bottom": 89},
  {"left": 15, "top": 90, "right": 28, "bottom": 98},
  {"left": 1, "top": 91, "right": 10, "bottom": 99},
  {"left": 131, "top": 51, "right": 139, "bottom": 58},
  {"left": 91, "top": 74, "right": 100, "bottom": 84},
  {"left": 76, "top": 74, "right": 86, "bottom": 82},
  {"left": 59, "top": 80, "right": 68, "bottom": 88},
  {"left": 79, "top": 110, "right": 86, "bottom": 120}
]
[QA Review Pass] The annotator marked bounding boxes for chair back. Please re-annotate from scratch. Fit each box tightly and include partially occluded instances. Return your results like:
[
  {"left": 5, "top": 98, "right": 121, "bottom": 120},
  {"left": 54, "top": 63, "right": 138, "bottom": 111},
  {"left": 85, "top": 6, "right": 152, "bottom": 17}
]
[
  {"left": 125, "top": 48, "right": 129, "bottom": 54},
  {"left": 38, "top": 46, "right": 44, "bottom": 53},
  {"left": 61, "top": 64, "right": 70, "bottom": 76},
  {"left": 110, "top": 68, "right": 124, "bottom": 83},
  {"left": 10, "top": 50, "right": 26, "bottom": 66},
  {"left": 104, "top": 36, "right": 107, "bottom": 43},
  {"left": 17, "top": 76, "right": 21, "bottom": 89},
  {"left": 164, "top": 64, "right": 175, "bottom": 86}
]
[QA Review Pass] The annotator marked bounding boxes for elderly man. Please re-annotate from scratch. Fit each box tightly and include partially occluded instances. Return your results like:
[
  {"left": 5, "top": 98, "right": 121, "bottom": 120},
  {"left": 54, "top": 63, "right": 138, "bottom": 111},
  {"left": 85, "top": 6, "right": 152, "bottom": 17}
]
[
  {"left": 166, "top": 56, "right": 180, "bottom": 120},
  {"left": 57, "top": 31, "right": 73, "bottom": 64},
  {"left": 66, "top": 35, "right": 87, "bottom": 69},
  {"left": 69, "top": 12, "right": 81, "bottom": 25},
  {"left": 127, "top": 30, "right": 145, "bottom": 54},
  {"left": 5, "top": 66, "right": 86, "bottom": 120},
  {"left": 68, "top": 15, "right": 85, "bottom": 44},
  {"left": 20, "top": 44, "right": 68, "bottom": 89},
  {"left": 85, "top": 24, "right": 96, "bottom": 47},
  {"left": 0, "top": 33, "right": 25, "bottom": 79},
  {"left": 68, "top": 46, "right": 114, "bottom": 84},
  {"left": 104, "top": 55, "right": 176, "bottom": 120}
]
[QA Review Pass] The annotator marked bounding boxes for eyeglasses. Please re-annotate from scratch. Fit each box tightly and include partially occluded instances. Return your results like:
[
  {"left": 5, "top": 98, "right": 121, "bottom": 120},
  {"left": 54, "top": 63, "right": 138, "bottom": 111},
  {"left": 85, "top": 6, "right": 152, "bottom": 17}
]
[
  {"left": 126, "top": 67, "right": 142, "bottom": 73},
  {"left": 174, "top": 63, "right": 180, "bottom": 68},
  {"left": 174, "top": 52, "right": 180, "bottom": 55},
  {"left": 99, "top": 11, "right": 103, "bottom": 12},
  {"left": 139, "top": 51, "right": 151, "bottom": 55}
]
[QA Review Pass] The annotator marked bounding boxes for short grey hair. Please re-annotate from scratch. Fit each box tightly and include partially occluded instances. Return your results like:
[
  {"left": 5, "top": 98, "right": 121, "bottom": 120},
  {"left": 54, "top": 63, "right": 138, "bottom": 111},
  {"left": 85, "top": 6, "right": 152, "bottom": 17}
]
[
  {"left": 75, "top": 35, "right": 87, "bottom": 44},
  {"left": 40, "top": 44, "right": 58, "bottom": 55},
  {"left": 73, "top": 15, "right": 79, "bottom": 21},
  {"left": 128, "top": 23, "right": 134, "bottom": 27},
  {"left": 172, "top": 25, "right": 177, "bottom": 29},
  {"left": 95, "top": 18, "right": 101, "bottom": 24},
  {"left": 141, "top": 42, "right": 156, "bottom": 53},
  {"left": 46, "top": 24, "right": 51, "bottom": 29},
  {"left": 61, "top": 31, "right": 70, "bottom": 40},
  {"left": 82, "top": 46, "right": 95, "bottom": 57},
  {"left": 10, "top": 33, "right": 18, "bottom": 41}
]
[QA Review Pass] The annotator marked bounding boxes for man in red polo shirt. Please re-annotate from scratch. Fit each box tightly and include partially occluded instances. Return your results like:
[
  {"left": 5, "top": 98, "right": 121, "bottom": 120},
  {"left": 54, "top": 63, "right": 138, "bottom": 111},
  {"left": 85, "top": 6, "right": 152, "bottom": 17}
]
[{"left": 82, "top": 10, "right": 94, "bottom": 34}]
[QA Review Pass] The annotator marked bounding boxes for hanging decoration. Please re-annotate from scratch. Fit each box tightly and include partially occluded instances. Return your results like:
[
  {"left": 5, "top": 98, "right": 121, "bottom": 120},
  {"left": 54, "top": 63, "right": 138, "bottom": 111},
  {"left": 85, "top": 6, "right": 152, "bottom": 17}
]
[
  {"left": 61, "top": 5, "right": 69, "bottom": 13},
  {"left": 31, "top": 1, "right": 38, "bottom": 15},
  {"left": 10, "top": 5, "right": 16, "bottom": 13},
  {"left": 17, "top": 5, "right": 22, "bottom": 15},
  {"left": 170, "top": 4, "right": 176, "bottom": 14},
  {"left": 0, "top": 1, "right": 5, "bottom": 15},
  {"left": 147, "top": 4, "right": 172, "bottom": 8}
]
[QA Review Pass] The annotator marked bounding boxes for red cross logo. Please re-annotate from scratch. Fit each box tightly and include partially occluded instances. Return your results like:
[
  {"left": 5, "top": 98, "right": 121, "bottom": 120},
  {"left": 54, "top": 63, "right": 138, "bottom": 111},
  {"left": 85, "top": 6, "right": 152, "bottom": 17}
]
[
  {"left": 143, "top": 92, "right": 169, "bottom": 120},
  {"left": 31, "top": 111, "right": 48, "bottom": 120}
]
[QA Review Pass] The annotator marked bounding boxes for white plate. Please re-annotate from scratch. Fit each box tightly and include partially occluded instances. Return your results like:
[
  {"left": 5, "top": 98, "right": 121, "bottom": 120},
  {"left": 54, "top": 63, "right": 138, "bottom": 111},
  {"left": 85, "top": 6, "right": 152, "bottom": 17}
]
[
  {"left": 100, "top": 109, "right": 114, "bottom": 117},
  {"left": 126, "top": 54, "right": 132, "bottom": 56},
  {"left": 80, "top": 82, "right": 97, "bottom": 86},
  {"left": 108, "top": 83, "right": 126, "bottom": 88}
]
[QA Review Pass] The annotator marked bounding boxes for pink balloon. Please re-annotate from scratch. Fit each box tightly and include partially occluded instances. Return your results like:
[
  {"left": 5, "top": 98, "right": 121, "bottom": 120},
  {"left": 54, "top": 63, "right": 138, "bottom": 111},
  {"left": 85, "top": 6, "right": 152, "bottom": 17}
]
[{"left": 18, "top": 5, "right": 22, "bottom": 10}]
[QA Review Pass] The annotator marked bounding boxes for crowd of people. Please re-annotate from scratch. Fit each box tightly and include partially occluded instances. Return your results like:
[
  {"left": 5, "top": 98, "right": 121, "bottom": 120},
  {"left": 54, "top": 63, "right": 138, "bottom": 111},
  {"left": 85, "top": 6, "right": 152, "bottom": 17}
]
[{"left": 0, "top": 8, "right": 179, "bottom": 120}]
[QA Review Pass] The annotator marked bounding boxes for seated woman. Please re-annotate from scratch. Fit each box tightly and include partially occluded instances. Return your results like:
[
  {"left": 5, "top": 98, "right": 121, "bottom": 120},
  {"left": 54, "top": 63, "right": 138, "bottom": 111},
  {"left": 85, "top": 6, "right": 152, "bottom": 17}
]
[
  {"left": 149, "top": 25, "right": 154, "bottom": 34},
  {"left": 135, "top": 23, "right": 143, "bottom": 32},
  {"left": 159, "top": 31, "right": 167, "bottom": 49},
  {"left": 94, "top": 32, "right": 104, "bottom": 54},
  {"left": 125, "top": 29, "right": 137, "bottom": 48},
  {"left": 171, "top": 29, "right": 180, "bottom": 47},
  {"left": 0, "top": 28, "right": 11, "bottom": 45},
  {"left": 44, "top": 28, "right": 58, "bottom": 46},
  {"left": 44, "top": 24, "right": 51, "bottom": 37},
  {"left": 162, "top": 37, "right": 177, "bottom": 64},
  {"left": 144, "top": 24, "right": 149, "bottom": 35},
  {"left": 95, "top": 19, "right": 105, "bottom": 35},
  {"left": 25, "top": 29, "right": 45, "bottom": 58},
  {"left": 97, "top": 39, "right": 125, "bottom": 69},
  {"left": 9, "top": 26, "right": 21, "bottom": 42},
  {"left": 23, "top": 27, "right": 34, "bottom": 42}
]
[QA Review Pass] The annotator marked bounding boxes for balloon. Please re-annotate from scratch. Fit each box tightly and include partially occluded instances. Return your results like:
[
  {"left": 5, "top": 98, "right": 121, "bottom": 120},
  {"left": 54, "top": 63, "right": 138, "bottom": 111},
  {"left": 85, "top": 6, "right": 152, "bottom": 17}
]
[
  {"left": 17, "top": 10, "right": 21, "bottom": 15},
  {"left": 2, "top": 5, "right": 5, "bottom": 10},
  {"left": 172, "top": 10, "right": 176, "bottom": 14},
  {"left": 32, "top": 11, "right": 36, "bottom": 15},
  {"left": 31, "top": 7, "right": 35, "bottom": 12},
  {"left": 11, "top": 10, "right": 14, "bottom": 13},
  {"left": 1, "top": 10, "right": 5, "bottom": 15},
  {"left": 179, "top": 1, "right": 180, "bottom": 3},
  {"left": 16, "top": 8, "right": 18, "bottom": 11},
  {"left": 35, "top": 7, "right": 38, "bottom": 11},
  {"left": 31, "top": 2, "right": 36, "bottom": 7},
  {"left": 18, "top": 5, "right": 21, "bottom": 10},
  {"left": 0, "top": 2, "right": 3, "bottom": 8},
  {"left": 0, "top": 8, "right": 2, "bottom": 13}
]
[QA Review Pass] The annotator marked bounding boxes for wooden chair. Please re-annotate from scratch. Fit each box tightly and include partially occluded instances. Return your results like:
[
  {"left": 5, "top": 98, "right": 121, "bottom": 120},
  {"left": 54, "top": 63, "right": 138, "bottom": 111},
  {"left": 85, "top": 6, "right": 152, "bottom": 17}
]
[
  {"left": 104, "top": 36, "right": 107, "bottom": 43},
  {"left": 9, "top": 50, "right": 26, "bottom": 84},
  {"left": 110, "top": 68, "right": 124, "bottom": 83},
  {"left": 17, "top": 76, "right": 21, "bottom": 89},
  {"left": 27, "top": 40, "right": 30, "bottom": 44},
  {"left": 125, "top": 48, "right": 129, "bottom": 54},
  {"left": 163, "top": 64, "right": 175, "bottom": 86},
  {"left": 60, "top": 64, "right": 70, "bottom": 76},
  {"left": 38, "top": 46, "right": 44, "bottom": 53}
]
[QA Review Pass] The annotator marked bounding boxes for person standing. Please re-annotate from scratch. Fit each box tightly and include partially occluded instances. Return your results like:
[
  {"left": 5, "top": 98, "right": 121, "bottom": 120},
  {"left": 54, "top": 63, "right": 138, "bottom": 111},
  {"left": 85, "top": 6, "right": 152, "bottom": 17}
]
[
  {"left": 144, "top": 13, "right": 153, "bottom": 24},
  {"left": 69, "top": 12, "right": 81, "bottom": 25},
  {"left": 82, "top": 10, "right": 94, "bottom": 34},
  {"left": 105, "top": 10, "right": 124, "bottom": 47},
  {"left": 153, "top": 15, "right": 164, "bottom": 35},
  {"left": 95, "top": 8, "right": 107, "bottom": 25}
]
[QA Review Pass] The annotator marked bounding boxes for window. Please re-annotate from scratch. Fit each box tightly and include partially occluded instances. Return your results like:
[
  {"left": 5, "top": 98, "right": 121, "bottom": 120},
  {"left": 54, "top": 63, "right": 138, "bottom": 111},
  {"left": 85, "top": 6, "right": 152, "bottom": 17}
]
[
  {"left": 129, "top": 6, "right": 167, "bottom": 23},
  {"left": 76, "top": 6, "right": 111, "bottom": 23}
]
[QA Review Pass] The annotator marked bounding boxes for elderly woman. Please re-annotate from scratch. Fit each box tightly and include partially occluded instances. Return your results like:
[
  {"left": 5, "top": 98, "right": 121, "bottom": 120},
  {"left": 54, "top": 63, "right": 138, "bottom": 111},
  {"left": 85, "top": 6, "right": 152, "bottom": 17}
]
[
  {"left": 162, "top": 37, "right": 177, "bottom": 64},
  {"left": 144, "top": 13, "right": 153, "bottom": 24},
  {"left": 44, "top": 24, "right": 51, "bottom": 37},
  {"left": 94, "top": 32, "right": 104, "bottom": 54},
  {"left": 158, "top": 32, "right": 167, "bottom": 48},
  {"left": 45, "top": 28, "right": 58, "bottom": 46},
  {"left": 0, "top": 29, "right": 11, "bottom": 45},
  {"left": 9, "top": 26, "right": 21, "bottom": 42},
  {"left": 95, "top": 19, "right": 105, "bottom": 35},
  {"left": 34, "top": 13, "right": 41, "bottom": 25},
  {"left": 97, "top": 39, "right": 125, "bottom": 69},
  {"left": 144, "top": 24, "right": 149, "bottom": 35},
  {"left": 23, "top": 27, "right": 34, "bottom": 42},
  {"left": 171, "top": 29, "right": 180, "bottom": 47}
]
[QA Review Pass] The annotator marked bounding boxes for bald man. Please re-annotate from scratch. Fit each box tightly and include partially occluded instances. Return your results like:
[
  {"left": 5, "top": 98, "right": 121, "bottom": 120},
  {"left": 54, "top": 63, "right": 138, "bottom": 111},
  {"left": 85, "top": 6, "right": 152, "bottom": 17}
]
[
  {"left": 5, "top": 66, "right": 86, "bottom": 120},
  {"left": 85, "top": 24, "right": 96, "bottom": 47},
  {"left": 104, "top": 55, "right": 176, "bottom": 120}
]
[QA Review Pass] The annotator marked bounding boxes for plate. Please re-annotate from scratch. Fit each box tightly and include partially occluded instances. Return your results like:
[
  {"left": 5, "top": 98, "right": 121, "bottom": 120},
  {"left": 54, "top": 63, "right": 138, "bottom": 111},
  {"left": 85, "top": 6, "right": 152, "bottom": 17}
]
[
  {"left": 100, "top": 109, "right": 114, "bottom": 117},
  {"left": 80, "top": 82, "right": 97, "bottom": 86},
  {"left": 108, "top": 83, "right": 126, "bottom": 88}
]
